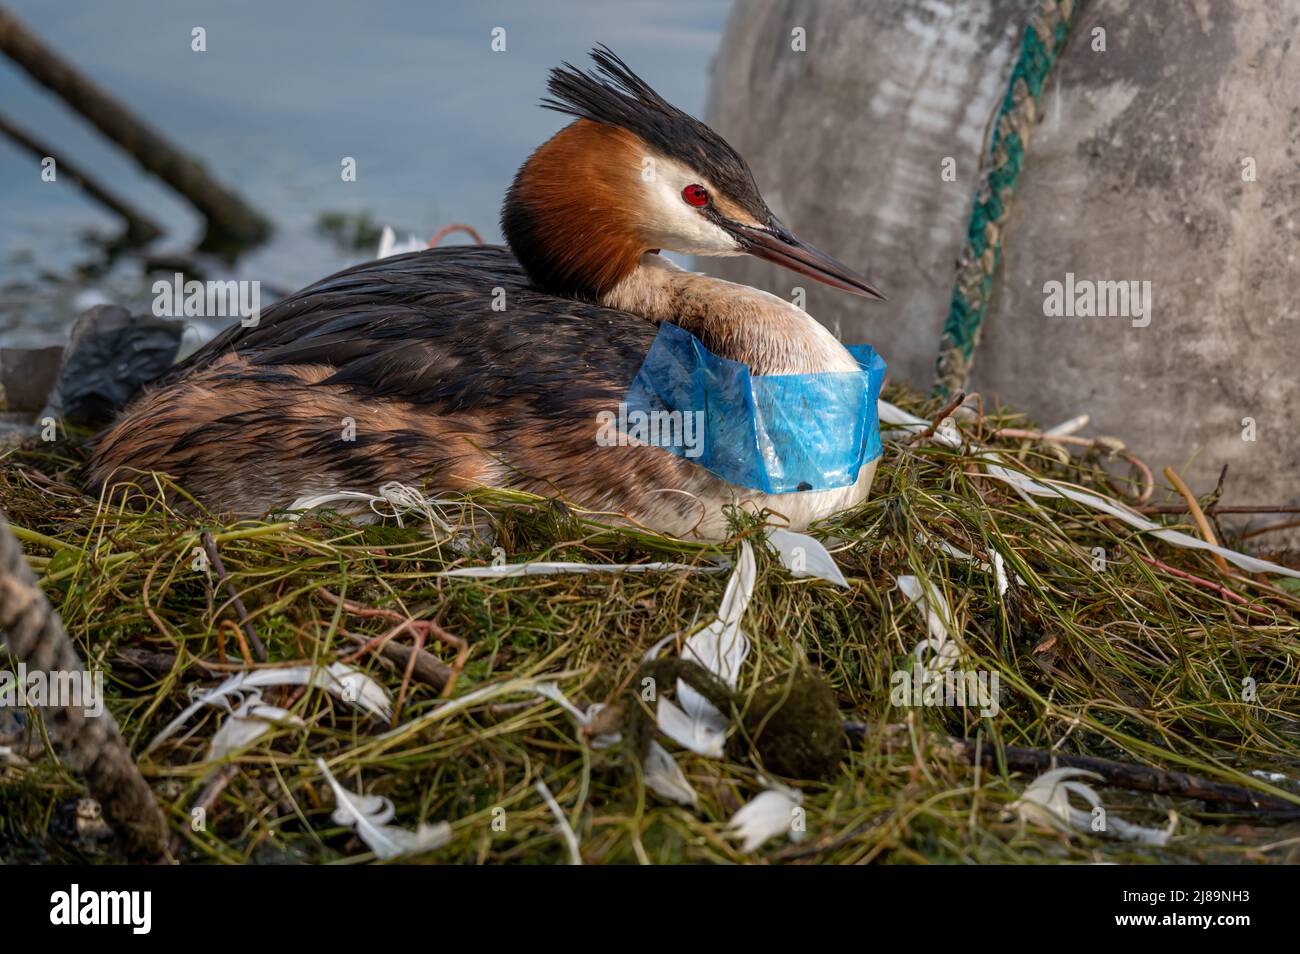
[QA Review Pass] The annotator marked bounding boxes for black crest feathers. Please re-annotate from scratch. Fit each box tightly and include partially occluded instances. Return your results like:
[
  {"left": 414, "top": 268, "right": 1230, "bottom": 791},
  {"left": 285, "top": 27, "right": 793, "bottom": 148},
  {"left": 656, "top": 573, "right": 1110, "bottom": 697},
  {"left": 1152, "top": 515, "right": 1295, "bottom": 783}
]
[{"left": 542, "top": 46, "right": 769, "bottom": 222}]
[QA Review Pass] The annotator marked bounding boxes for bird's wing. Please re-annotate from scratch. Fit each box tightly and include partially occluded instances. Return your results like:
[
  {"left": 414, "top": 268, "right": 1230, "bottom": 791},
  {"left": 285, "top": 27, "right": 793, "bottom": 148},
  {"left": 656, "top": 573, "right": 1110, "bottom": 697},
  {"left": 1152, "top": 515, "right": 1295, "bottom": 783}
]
[{"left": 175, "top": 245, "right": 659, "bottom": 414}]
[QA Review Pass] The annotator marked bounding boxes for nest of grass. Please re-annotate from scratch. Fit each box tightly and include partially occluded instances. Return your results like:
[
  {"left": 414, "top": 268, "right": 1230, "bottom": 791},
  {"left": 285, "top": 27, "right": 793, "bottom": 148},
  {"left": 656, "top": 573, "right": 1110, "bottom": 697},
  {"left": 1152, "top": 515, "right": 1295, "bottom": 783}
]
[{"left": 1, "top": 383, "right": 1298, "bottom": 864}]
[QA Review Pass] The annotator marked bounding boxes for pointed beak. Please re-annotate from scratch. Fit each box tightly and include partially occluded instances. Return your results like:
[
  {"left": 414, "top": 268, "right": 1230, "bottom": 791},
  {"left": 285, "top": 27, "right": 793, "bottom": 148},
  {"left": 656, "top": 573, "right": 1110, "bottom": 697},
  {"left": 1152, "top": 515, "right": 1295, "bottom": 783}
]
[{"left": 725, "top": 220, "right": 887, "bottom": 302}]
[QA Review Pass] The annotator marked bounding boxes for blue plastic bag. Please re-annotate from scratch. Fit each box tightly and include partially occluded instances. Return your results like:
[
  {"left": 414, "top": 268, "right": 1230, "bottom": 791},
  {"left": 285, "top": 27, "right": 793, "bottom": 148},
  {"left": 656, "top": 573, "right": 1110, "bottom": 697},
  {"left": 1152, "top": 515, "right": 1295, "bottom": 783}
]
[{"left": 621, "top": 322, "right": 887, "bottom": 494}]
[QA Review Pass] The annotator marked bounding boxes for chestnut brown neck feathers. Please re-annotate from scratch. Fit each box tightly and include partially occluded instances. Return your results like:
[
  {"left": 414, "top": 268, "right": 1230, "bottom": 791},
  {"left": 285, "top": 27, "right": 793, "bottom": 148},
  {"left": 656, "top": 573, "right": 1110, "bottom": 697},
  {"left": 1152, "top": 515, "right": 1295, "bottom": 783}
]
[{"left": 501, "top": 120, "right": 648, "bottom": 300}]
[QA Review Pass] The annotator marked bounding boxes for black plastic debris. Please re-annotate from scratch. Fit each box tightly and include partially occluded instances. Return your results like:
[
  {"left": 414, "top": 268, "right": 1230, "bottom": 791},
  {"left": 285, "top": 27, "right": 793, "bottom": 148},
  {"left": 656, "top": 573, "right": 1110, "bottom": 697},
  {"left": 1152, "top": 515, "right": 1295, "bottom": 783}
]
[{"left": 53, "top": 305, "right": 183, "bottom": 425}]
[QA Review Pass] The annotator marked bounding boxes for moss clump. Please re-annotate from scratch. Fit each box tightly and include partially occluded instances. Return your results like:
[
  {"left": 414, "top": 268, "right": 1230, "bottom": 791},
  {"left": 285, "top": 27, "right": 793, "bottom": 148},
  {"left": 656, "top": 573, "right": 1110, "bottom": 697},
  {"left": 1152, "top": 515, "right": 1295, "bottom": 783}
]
[
  {"left": 741, "top": 667, "right": 845, "bottom": 780},
  {"left": 623, "top": 658, "right": 845, "bottom": 781}
]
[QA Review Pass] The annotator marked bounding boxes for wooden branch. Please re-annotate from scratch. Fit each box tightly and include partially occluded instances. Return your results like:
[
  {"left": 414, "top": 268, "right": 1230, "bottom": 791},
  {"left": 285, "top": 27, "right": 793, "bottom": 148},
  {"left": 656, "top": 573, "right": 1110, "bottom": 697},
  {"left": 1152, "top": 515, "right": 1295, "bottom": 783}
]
[
  {"left": 909, "top": 390, "right": 966, "bottom": 445},
  {"left": 0, "top": 112, "right": 162, "bottom": 244},
  {"left": 0, "top": 6, "right": 270, "bottom": 248},
  {"left": 847, "top": 722, "right": 1300, "bottom": 816},
  {"left": 316, "top": 589, "right": 461, "bottom": 695},
  {"left": 343, "top": 630, "right": 452, "bottom": 692}
]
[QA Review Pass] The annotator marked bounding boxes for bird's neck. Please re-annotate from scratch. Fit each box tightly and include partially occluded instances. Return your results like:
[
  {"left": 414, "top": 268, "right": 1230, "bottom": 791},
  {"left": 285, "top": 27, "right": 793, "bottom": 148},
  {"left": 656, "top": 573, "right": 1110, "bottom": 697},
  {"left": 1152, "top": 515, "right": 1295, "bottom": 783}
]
[
  {"left": 502, "top": 120, "right": 646, "bottom": 299},
  {"left": 600, "top": 254, "right": 858, "bottom": 375}
]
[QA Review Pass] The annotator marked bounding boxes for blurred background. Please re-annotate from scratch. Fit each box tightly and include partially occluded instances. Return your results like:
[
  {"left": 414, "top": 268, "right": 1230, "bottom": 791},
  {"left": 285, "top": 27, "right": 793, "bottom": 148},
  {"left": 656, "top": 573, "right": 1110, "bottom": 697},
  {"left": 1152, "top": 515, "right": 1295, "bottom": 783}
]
[{"left": 0, "top": 0, "right": 728, "bottom": 346}]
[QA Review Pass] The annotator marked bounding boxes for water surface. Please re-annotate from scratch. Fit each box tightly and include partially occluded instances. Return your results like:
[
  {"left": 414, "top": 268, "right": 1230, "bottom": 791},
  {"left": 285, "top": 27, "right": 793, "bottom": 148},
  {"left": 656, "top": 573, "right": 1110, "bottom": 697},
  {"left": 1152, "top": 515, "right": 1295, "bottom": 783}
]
[{"left": 0, "top": 0, "right": 728, "bottom": 346}]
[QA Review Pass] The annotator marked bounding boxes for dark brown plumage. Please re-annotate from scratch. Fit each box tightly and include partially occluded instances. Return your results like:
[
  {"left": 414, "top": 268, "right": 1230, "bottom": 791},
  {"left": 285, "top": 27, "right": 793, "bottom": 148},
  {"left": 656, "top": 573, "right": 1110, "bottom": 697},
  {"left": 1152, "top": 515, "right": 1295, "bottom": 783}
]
[{"left": 88, "top": 247, "right": 720, "bottom": 530}]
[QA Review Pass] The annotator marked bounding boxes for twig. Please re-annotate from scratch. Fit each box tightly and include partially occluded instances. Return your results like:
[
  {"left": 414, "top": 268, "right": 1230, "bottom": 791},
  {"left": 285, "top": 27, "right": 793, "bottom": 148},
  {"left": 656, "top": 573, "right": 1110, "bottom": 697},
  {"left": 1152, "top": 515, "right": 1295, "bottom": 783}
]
[
  {"left": 1164, "top": 467, "right": 1230, "bottom": 576},
  {"left": 909, "top": 390, "right": 966, "bottom": 445},
  {"left": 113, "top": 647, "right": 219, "bottom": 679},
  {"left": 202, "top": 533, "right": 266, "bottom": 662},
  {"left": 1210, "top": 463, "right": 1229, "bottom": 506},
  {"left": 340, "top": 628, "right": 451, "bottom": 692},
  {"left": 994, "top": 427, "right": 1155, "bottom": 504},
  {"left": 849, "top": 723, "right": 1299, "bottom": 815},
  {"left": 169, "top": 763, "right": 238, "bottom": 858},
  {"left": 316, "top": 589, "right": 468, "bottom": 703},
  {"left": 1134, "top": 555, "right": 1252, "bottom": 608},
  {"left": 1241, "top": 518, "right": 1300, "bottom": 540},
  {"left": 219, "top": 618, "right": 254, "bottom": 667}
]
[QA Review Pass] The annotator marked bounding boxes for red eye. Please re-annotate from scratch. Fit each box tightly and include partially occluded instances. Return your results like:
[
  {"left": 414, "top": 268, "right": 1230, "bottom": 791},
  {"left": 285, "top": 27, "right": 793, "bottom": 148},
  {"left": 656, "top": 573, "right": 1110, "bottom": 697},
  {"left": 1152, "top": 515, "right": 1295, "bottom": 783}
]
[{"left": 682, "top": 184, "right": 710, "bottom": 208}]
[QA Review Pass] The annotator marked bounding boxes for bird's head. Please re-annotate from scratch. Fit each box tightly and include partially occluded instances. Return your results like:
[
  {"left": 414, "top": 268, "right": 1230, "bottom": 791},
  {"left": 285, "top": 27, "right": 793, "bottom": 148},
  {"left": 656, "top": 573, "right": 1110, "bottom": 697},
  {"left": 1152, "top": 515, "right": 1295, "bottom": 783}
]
[{"left": 501, "top": 46, "right": 885, "bottom": 303}]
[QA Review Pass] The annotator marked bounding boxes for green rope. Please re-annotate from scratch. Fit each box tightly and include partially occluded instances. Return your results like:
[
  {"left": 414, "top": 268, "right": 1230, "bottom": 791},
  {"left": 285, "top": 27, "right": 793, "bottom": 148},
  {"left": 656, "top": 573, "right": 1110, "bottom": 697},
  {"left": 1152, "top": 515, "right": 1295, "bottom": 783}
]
[{"left": 935, "top": 0, "right": 1082, "bottom": 397}]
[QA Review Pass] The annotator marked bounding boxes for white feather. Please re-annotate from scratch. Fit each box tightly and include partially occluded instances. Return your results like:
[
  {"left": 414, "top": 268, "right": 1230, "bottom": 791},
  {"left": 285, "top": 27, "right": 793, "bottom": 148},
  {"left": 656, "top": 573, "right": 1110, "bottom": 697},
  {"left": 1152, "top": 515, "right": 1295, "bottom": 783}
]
[
  {"left": 1045, "top": 414, "right": 1090, "bottom": 437},
  {"left": 536, "top": 669, "right": 698, "bottom": 803},
  {"left": 375, "top": 226, "right": 425, "bottom": 259},
  {"left": 766, "top": 527, "right": 849, "bottom": 587},
  {"left": 533, "top": 681, "right": 591, "bottom": 725},
  {"left": 531, "top": 683, "right": 622, "bottom": 748},
  {"left": 656, "top": 694, "right": 727, "bottom": 758},
  {"left": 317, "top": 758, "right": 451, "bottom": 859},
  {"left": 1012, "top": 767, "right": 1176, "bottom": 846},
  {"left": 643, "top": 741, "right": 699, "bottom": 807},
  {"left": 206, "top": 693, "right": 304, "bottom": 760},
  {"left": 991, "top": 549, "right": 1009, "bottom": 598},
  {"left": 441, "top": 560, "right": 718, "bottom": 578},
  {"left": 146, "top": 662, "right": 390, "bottom": 754},
  {"left": 535, "top": 778, "right": 582, "bottom": 865},
  {"left": 654, "top": 541, "right": 755, "bottom": 757},
  {"left": 896, "top": 575, "right": 961, "bottom": 675},
  {"left": 916, "top": 529, "right": 1025, "bottom": 589},
  {"left": 726, "top": 787, "right": 805, "bottom": 853}
]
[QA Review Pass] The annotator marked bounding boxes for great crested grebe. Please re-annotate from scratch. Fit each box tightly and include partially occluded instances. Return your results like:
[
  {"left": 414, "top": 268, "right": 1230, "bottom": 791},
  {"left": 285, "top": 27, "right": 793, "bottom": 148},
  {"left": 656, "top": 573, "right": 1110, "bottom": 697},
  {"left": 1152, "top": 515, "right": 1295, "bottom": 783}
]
[{"left": 88, "top": 48, "right": 886, "bottom": 541}]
